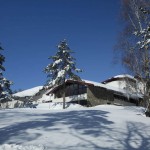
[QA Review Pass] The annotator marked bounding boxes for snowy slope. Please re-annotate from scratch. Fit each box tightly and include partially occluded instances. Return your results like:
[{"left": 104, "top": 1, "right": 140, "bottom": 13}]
[
  {"left": 13, "top": 86, "right": 43, "bottom": 97},
  {"left": 0, "top": 105, "right": 150, "bottom": 150}
]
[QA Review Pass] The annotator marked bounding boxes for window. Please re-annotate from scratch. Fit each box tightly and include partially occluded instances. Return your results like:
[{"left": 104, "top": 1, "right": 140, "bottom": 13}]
[
  {"left": 54, "top": 83, "right": 87, "bottom": 98},
  {"left": 66, "top": 83, "right": 87, "bottom": 97},
  {"left": 55, "top": 88, "right": 64, "bottom": 98}
]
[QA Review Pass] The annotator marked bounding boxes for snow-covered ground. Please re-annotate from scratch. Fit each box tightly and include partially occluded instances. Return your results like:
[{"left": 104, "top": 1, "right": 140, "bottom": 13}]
[{"left": 0, "top": 104, "right": 150, "bottom": 150}]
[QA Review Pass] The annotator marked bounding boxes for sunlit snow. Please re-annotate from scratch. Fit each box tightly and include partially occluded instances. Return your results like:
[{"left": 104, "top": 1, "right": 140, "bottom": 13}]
[
  {"left": 13, "top": 86, "right": 43, "bottom": 97},
  {"left": 0, "top": 105, "right": 150, "bottom": 150}
]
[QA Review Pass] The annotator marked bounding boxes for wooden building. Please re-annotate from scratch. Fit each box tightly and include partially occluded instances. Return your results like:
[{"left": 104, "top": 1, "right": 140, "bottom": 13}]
[{"left": 46, "top": 76, "right": 143, "bottom": 106}]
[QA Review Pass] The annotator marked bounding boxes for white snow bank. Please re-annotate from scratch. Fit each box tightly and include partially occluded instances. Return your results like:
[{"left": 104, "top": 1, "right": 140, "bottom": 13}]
[
  {"left": 0, "top": 144, "right": 45, "bottom": 150},
  {"left": 13, "top": 86, "right": 43, "bottom": 97},
  {"left": 94, "top": 105, "right": 145, "bottom": 114},
  {"left": 35, "top": 102, "right": 84, "bottom": 110},
  {"left": 37, "top": 94, "right": 51, "bottom": 103}
]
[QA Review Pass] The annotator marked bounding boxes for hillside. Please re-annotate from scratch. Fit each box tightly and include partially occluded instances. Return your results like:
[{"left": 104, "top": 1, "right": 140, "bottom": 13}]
[
  {"left": 0, "top": 105, "right": 150, "bottom": 150},
  {"left": 13, "top": 86, "right": 43, "bottom": 97}
]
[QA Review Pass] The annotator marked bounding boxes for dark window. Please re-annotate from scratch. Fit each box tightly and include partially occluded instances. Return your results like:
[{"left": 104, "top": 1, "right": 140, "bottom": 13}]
[
  {"left": 114, "top": 93, "right": 137, "bottom": 104},
  {"left": 54, "top": 83, "right": 87, "bottom": 98},
  {"left": 114, "top": 94, "right": 126, "bottom": 101},
  {"left": 55, "top": 88, "right": 64, "bottom": 98}
]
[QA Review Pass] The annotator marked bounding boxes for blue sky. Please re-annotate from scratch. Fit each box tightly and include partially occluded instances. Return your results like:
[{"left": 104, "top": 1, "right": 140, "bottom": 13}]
[{"left": 0, "top": 0, "right": 124, "bottom": 90}]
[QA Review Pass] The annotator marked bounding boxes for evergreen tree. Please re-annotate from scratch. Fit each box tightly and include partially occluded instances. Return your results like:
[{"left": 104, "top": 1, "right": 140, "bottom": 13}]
[
  {"left": 44, "top": 40, "right": 82, "bottom": 108},
  {"left": 0, "top": 44, "right": 13, "bottom": 102}
]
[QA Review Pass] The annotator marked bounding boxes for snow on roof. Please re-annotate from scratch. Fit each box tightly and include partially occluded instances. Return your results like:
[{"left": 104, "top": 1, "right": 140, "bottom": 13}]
[
  {"left": 13, "top": 86, "right": 43, "bottom": 97},
  {"left": 102, "top": 74, "right": 136, "bottom": 84},
  {"left": 113, "top": 74, "right": 135, "bottom": 79},
  {"left": 46, "top": 79, "right": 143, "bottom": 99},
  {"left": 83, "top": 79, "right": 121, "bottom": 91},
  {"left": 83, "top": 79, "right": 143, "bottom": 99}
]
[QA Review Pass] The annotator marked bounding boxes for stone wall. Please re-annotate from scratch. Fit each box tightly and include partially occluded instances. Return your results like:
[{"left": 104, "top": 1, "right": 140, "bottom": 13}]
[
  {"left": 87, "top": 85, "right": 137, "bottom": 106},
  {"left": 87, "top": 85, "right": 114, "bottom": 106}
]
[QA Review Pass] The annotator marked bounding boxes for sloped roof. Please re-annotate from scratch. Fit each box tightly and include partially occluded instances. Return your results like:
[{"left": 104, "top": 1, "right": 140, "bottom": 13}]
[
  {"left": 46, "top": 79, "right": 143, "bottom": 99},
  {"left": 13, "top": 86, "right": 43, "bottom": 97},
  {"left": 102, "top": 74, "right": 136, "bottom": 84}
]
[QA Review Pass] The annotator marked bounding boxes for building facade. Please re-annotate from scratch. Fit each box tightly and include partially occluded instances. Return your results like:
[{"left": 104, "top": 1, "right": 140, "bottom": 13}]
[{"left": 46, "top": 75, "right": 143, "bottom": 106}]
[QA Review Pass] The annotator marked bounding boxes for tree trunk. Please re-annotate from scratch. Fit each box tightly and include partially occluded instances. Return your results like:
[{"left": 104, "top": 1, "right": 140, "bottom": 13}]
[
  {"left": 145, "top": 102, "right": 150, "bottom": 117},
  {"left": 63, "top": 83, "right": 66, "bottom": 109}
]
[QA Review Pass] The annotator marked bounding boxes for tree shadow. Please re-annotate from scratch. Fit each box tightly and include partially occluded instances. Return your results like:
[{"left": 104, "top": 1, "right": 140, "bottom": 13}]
[
  {"left": 102, "top": 121, "right": 150, "bottom": 150},
  {"left": 1, "top": 108, "right": 150, "bottom": 149},
  {"left": 124, "top": 122, "right": 150, "bottom": 150},
  {"left": 0, "top": 108, "right": 113, "bottom": 149}
]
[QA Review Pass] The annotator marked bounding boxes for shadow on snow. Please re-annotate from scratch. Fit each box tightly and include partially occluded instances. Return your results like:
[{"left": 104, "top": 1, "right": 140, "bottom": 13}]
[
  {"left": 0, "top": 108, "right": 150, "bottom": 149},
  {"left": 0, "top": 109, "right": 113, "bottom": 148}
]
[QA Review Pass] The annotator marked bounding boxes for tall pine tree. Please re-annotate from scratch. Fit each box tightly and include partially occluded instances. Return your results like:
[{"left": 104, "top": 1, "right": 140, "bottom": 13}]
[
  {"left": 0, "top": 44, "right": 13, "bottom": 103},
  {"left": 44, "top": 40, "right": 82, "bottom": 109}
]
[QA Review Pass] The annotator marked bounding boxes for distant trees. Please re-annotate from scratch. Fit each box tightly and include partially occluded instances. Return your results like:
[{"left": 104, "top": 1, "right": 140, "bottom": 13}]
[
  {"left": 115, "top": 0, "right": 150, "bottom": 115},
  {"left": 44, "top": 40, "right": 82, "bottom": 109},
  {"left": 0, "top": 44, "right": 13, "bottom": 103}
]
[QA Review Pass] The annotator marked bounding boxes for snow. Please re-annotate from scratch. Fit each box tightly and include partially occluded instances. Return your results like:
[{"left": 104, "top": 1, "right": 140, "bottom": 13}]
[
  {"left": 0, "top": 104, "right": 150, "bottom": 150},
  {"left": 47, "top": 93, "right": 87, "bottom": 103},
  {"left": 146, "top": 39, "right": 150, "bottom": 44},
  {"left": 13, "top": 86, "right": 43, "bottom": 97},
  {"left": 75, "top": 68, "right": 82, "bottom": 72},
  {"left": 113, "top": 74, "right": 135, "bottom": 79},
  {"left": 83, "top": 80, "right": 137, "bottom": 98},
  {"left": 35, "top": 103, "right": 84, "bottom": 110},
  {"left": 0, "top": 144, "right": 44, "bottom": 150},
  {"left": 83, "top": 79, "right": 142, "bottom": 99},
  {"left": 64, "top": 64, "right": 70, "bottom": 71},
  {"left": 57, "top": 69, "right": 65, "bottom": 78},
  {"left": 52, "top": 59, "right": 62, "bottom": 67},
  {"left": 37, "top": 94, "right": 51, "bottom": 103}
]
